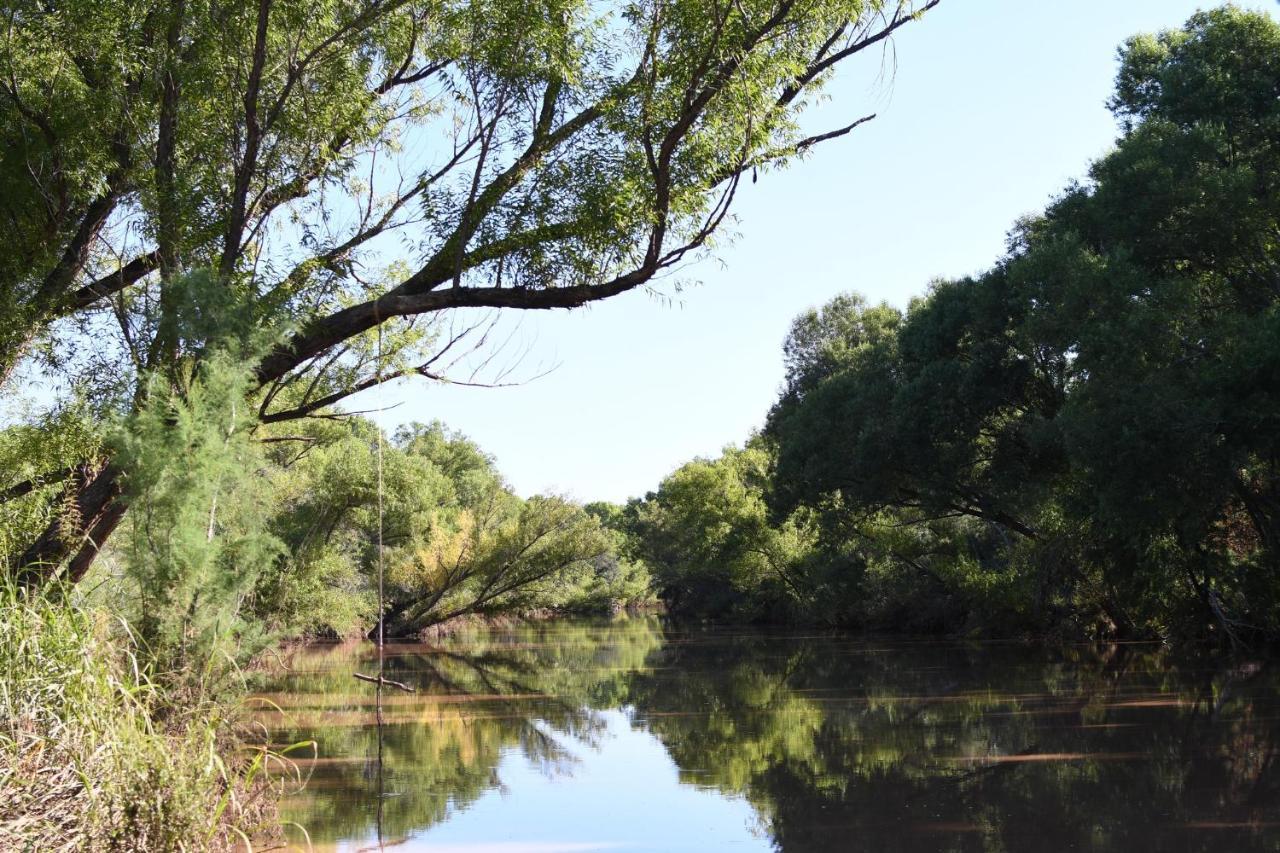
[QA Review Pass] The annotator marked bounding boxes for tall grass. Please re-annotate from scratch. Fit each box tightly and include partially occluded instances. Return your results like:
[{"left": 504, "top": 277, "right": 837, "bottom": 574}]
[{"left": 0, "top": 582, "right": 284, "bottom": 851}]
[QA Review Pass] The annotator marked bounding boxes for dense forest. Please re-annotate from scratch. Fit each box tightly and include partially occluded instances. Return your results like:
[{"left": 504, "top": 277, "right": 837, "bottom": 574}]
[
  {"left": 1, "top": 0, "right": 1278, "bottom": 848},
  {"left": 607, "top": 6, "right": 1280, "bottom": 647}
]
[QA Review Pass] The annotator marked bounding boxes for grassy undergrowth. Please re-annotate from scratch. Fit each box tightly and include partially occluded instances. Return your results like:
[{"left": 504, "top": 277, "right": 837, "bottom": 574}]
[{"left": 0, "top": 583, "right": 287, "bottom": 851}]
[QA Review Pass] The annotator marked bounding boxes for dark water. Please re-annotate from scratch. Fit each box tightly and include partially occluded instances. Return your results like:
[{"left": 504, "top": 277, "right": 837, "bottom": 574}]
[{"left": 253, "top": 618, "right": 1280, "bottom": 852}]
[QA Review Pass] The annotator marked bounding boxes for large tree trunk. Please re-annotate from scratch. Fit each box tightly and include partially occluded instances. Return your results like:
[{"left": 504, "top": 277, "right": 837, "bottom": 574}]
[{"left": 17, "top": 463, "right": 126, "bottom": 587}]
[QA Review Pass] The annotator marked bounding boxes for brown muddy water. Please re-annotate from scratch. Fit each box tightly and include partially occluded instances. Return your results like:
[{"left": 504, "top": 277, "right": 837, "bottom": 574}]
[{"left": 252, "top": 618, "right": 1280, "bottom": 852}]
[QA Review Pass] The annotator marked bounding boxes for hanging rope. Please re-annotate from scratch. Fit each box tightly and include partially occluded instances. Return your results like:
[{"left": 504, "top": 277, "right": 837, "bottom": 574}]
[
  {"left": 355, "top": 304, "right": 411, "bottom": 694},
  {"left": 376, "top": 318, "right": 384, "bottom": 663},
  {"left": 343, "top": 302, "right": 407, "bottom": 845},
  {"left": 375, "top": 313, "right": 386, "bottom": 852}
]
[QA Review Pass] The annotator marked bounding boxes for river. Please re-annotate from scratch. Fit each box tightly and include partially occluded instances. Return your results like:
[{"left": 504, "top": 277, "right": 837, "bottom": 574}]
[{"left": 252, "top": 617, "right": 1280, "bottom": 851}]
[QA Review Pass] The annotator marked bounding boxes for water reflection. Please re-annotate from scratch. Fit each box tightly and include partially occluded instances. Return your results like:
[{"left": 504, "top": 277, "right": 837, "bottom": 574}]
[
  {"left": 254, "top": 620, "right": 1280, "bottom": 851},
  {"left": 255, "top": 619, "right": 662, "bottom": 847}
]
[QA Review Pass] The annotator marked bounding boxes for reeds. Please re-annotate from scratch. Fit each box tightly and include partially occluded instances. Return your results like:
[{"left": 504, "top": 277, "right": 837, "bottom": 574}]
[{"left": 0, "top": 581, "right": 285, "bottom": 851}]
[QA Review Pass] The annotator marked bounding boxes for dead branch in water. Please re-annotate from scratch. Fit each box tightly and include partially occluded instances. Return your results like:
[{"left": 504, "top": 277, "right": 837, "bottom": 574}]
[{"left": 353, "top": 672, "right": 415, "bottom": 693}]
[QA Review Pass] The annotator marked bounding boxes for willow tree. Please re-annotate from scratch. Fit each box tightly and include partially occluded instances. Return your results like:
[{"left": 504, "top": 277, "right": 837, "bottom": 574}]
[{"left": 1, "top": 0, "right": 940, "bottom": 582}]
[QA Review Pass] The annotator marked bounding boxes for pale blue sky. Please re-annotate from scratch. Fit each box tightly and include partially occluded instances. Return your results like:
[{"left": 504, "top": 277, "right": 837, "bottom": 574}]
[{"left": 364, "top": 0, "right": 1277, "bottom": 504}]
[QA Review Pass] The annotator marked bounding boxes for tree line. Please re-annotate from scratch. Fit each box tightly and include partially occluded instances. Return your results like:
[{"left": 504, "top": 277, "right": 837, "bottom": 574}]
[{"left": 605, "top": 7, "right": 1280, "bottom": 646}]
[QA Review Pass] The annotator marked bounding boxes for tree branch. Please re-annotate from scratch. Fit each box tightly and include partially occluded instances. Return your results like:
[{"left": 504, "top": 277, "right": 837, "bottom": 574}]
[{"left": 65, "top": 250, "right": 159, "bottom": 311}]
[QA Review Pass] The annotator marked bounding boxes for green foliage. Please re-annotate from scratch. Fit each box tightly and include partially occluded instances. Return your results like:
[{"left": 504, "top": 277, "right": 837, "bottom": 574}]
[
  {"left": 625, "top": 442, "right": 821, "bottom": 620},
  {"left": 781, "top": 6, "right": 1280, "bottom": 641},
  {"left": 395, "top": 421, "right": 503, "bottom": 509},
  {"left": 629, "top": 6, "right": 1280, "bottom": 644},
  {"left": 254, "top": 420, "right": 447, "bottom": 638},
  {"left": 1, "top": 0, "right": 942, "bottom": 446},
  {"left": 114, "top": 353, "right": 284, "bottom": 685},
  {"left": 248, "top": 417, "right": 641, "bottom": 638},
  {"left": 388, "top": 493, "right": 614, "bottom": 630},
  {"left": 0, "top": 406, "right": 103, "bottom": 566}
]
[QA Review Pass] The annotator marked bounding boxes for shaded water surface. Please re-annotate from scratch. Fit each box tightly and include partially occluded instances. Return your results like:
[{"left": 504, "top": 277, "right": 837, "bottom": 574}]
[{"left": 254, "top": 619, "right": 1280, "bottom": 851}]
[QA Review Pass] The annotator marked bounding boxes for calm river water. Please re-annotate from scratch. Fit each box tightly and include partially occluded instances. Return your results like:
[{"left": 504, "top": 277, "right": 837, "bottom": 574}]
[{"left": 253, "top": 618, "right": 1280, "bottom": 852}]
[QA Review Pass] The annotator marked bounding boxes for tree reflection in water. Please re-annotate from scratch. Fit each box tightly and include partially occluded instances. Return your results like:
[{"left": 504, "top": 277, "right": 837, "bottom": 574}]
[
  {"left": 254, "top": 620, "right": 1280, "bottom": 851},
  {"left": 254, "top": 619, "right": 663, "bottom": 845}
]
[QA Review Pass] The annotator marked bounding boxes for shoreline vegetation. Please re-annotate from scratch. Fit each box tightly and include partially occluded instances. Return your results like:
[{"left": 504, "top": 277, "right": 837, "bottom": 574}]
[
  {"left": 595, "top": 7, "right": 1280, "bottom": 651},
  {"left": 0, "top": 583, "right": 287, "bottom": 851},
  {"left": 289, "top": 600, "right": 668, "bottom": 644},
  {"left": 2, "top": 3, "right": 1278, "bottom": 850}
]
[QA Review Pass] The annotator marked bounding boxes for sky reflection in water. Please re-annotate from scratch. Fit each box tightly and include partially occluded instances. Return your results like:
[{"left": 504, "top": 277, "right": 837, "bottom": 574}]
[{"left": 253, "top": 619, "right": 1280, "bottom": 852}]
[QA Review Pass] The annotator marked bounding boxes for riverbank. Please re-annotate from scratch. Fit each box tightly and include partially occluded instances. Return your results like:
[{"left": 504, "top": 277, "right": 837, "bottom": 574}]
[{"left": 412, "top": 601, "right": 666, "bottom": 642}]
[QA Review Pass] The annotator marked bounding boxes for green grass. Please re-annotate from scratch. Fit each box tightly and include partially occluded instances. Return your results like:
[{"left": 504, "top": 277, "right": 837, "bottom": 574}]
[{"left": 0, "top": 581, "right": 289, "bottom": 851}]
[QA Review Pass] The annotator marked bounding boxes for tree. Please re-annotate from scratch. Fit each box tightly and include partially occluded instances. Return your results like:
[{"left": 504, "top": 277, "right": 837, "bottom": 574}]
[
  {"left": 769, "top": 279, "right": 1062, "bottom": 542},
  {"left": 384, "top": 492, "right": 610, "bottom": 632},
  {"left": 768, "top": 6, "right": 1280, "bottom": 641},
  {"left": 1, "top": 0, "right": 943, "bottom": 583},
  {"left": 629, "top": 442, "right": 818, "bottom": 618}
]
